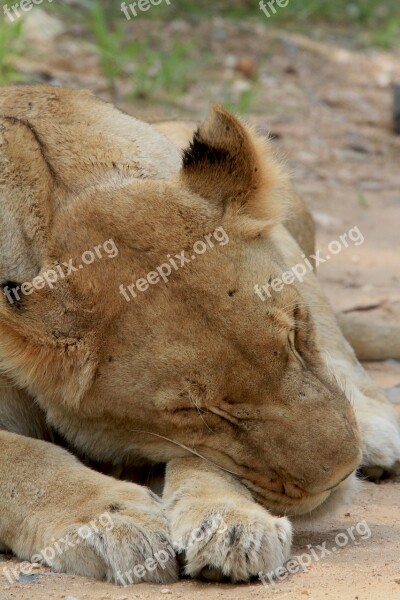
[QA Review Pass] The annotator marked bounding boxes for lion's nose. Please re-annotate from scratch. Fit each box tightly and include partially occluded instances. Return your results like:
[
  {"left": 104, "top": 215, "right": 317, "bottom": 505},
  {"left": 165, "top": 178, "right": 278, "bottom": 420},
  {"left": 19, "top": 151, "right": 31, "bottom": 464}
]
[
  {"left": 282, "top": 464, "right": 357, "bottom": 499},
  {"left": 304, "top": 456, "right": 361, "bottom": 496},
  {"left": 285, "top": 453, "right": 361, "bottom": 501}
]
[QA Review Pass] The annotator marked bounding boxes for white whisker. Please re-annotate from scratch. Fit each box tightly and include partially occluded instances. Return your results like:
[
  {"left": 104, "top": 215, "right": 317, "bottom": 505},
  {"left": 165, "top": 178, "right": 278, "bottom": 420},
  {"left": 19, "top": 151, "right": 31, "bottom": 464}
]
[{"left": 129, "top": 429, "right": 241, "bottom": 477}]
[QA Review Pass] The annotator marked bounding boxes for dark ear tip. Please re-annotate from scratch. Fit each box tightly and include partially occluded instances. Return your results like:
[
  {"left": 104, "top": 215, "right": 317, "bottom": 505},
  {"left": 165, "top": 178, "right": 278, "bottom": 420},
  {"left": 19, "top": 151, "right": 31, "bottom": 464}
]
[{"left": 182, "top": 130, "right": 230, "bottom": 169}]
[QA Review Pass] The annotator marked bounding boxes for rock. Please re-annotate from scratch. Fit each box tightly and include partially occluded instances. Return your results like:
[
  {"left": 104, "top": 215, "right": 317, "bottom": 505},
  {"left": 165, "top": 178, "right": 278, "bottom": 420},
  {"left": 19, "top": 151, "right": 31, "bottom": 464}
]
[
  {"left": 22, "top": 8, "right": 64, "bottom": 47},
  {"left": 312, "top": 211, "right": 342, "bottom": 229},
  {"left": 386, "top": 386, "right": 400, "bottom": 404},
  {"left": 224, "top": 54, "right": 237, "bottom": 69},
  {"left": 235, "top": 58, "right": 257, "bottom": 78},
  {"left": 16, "top": 574, "right": 40, "bottom": 583},
  {"left": 232, "top": 79, "right": 252, "bottom": 95},
  {"left": 393, "top": 85, "right": 400, "bottom": 135}
]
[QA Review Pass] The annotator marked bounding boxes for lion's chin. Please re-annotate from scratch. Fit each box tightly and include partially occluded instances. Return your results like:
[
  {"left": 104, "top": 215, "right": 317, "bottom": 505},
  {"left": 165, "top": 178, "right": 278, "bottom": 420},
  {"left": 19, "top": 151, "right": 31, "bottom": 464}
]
[{"left": 291, "top": 471, "right": 360, "bottom": 521}]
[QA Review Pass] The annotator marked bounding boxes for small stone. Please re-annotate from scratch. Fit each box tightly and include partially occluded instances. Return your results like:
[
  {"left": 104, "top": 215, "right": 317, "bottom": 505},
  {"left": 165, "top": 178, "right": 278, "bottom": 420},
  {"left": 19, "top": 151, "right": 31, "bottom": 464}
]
[
  {"left": 393, "top": 84, "right": 400, "bottom": 134},
  {"left": 17, "top": 574, "right": 40, "bottom": 583},
  {"left": 235, "top": 57, "right": 257, "bottom": 78},
  {"left": 23, "top": 8, "right": 64, "bottom": 45},
  {"left": 161, "top": 589, "right": 172, "bottom": 595},
  {"left": 232, "top": 79, "right": 252, "bottom": 95},
  {"left": 387, "top": 386, "right": 400, "bottom": 404}
]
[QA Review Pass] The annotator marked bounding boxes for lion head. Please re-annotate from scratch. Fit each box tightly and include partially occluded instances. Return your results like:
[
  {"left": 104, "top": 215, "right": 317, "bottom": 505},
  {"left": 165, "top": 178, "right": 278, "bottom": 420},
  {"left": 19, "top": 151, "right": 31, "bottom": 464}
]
[{"left": 0, "top": 87, "right": 360, "bottom": 518}]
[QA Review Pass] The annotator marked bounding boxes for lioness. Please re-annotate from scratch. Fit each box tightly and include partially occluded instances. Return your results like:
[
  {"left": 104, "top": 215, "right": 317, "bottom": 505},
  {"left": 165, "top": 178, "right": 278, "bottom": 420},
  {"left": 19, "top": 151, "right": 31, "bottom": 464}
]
[{"left": 0, "top": 86, "right": 399, "bottom": 585}]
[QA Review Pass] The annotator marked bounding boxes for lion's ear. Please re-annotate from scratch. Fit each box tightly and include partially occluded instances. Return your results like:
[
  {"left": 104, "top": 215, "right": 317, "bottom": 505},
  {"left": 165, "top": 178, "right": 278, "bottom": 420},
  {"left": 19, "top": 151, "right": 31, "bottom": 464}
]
[{"left": 180, "top": 105, "right": 289, "bottom": 230}]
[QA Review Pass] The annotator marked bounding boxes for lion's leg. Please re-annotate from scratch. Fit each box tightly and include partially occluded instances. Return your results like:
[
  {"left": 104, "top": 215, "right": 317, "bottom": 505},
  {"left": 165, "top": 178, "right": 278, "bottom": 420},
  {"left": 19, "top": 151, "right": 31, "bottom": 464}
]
[
  {"left": 312, "top": 307, "right": 400, "bottom": 478},
  {"left": 337, "top": 313, "right": 400, "bottom": 361},
  {"left": 163, "top": 457, "right": 292, "bottom": 582},
  {"left": 314, "top": 306, "right": 399, "bottom": 478},
  {"left": 330, "top": 360, "right": 400, "bottom": 479},
  {"left": 0, "top": 429, "right": 178, "bottom": 584}
]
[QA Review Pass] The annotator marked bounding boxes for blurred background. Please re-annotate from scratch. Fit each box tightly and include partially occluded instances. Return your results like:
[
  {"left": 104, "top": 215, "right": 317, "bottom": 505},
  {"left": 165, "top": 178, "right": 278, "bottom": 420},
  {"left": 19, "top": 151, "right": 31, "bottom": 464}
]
[
  {"left": 1, "top": 0, "right": 400, "bottom": 115},
  {"left": 1, "top": 0, "right": 400, "bottom": 385}
]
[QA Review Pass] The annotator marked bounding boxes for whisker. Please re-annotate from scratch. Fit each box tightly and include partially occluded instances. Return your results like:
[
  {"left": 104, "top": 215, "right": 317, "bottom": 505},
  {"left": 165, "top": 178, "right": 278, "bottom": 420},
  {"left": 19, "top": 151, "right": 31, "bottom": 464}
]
[
  {"left": 323, "top": 350, "right": 356, "bottom": 406},
  {"left": 188, "top": 392, "right": 215, "bottom": 434},
  {"left": 129, "top": 429, "right": 241, "bottom": 477}
]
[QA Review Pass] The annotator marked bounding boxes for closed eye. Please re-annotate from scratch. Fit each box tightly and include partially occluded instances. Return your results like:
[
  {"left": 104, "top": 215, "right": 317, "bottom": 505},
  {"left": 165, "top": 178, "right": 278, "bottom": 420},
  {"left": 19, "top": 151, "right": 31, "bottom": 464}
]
[
  {"left": 288, "top": 328, "right": 306, "bottom": 368},
  {"left": 208, "top": 406, "right": 241, "bottom": 427}
]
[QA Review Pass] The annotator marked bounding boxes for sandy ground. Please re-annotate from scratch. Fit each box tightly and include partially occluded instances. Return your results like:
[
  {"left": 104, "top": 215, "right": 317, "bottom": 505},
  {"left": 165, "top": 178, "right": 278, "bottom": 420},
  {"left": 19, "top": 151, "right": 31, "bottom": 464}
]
[{"left": 1, "top": 10, "right": 400, "bottom": 600}]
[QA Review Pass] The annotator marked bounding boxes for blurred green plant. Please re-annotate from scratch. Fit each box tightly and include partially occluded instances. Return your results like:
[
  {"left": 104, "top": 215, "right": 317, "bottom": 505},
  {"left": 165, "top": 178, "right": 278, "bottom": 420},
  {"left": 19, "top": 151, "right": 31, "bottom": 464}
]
[
  {"left": 371, "top": 18, "right": 400, "bottom": 49},
  {"left": 357, "top": 191, "right": 369, "bottom": 208},
  {"left": 90, "top": 0, "right": 132, "bottom": 95},
  {"left": 0, "top": 17, "right": 24, "bottom": 85},
  {"left": 131, "top": 42, "right": 196, "bottom": 100},
  {"left": 77, "top": 0, "right": 400, "bottom": 63},
  {"left": 101, "top": 0, "right": 400, "bottom": 27},
  {"left": 89, "top": 1, "right": 196, "bottom": 100},
  {"left": 223, "top": 87, "right": 256, "bottom": 115},
  {"left": 59, "top": 0, "right": 400, "bottom": 27}
]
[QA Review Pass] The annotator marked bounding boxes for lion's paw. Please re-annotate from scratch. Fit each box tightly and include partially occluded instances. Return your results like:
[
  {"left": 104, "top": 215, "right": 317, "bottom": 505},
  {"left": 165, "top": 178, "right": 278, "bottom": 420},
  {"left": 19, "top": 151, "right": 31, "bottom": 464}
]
[
  {"left": 357, "top": 408, "right": 400, "bottom": 480},
  {"left": 172, "top": 505, "right": 292, "bottom": 582},
  {"left": 40, "top": 488, "right": 178, "bottom": 584}
]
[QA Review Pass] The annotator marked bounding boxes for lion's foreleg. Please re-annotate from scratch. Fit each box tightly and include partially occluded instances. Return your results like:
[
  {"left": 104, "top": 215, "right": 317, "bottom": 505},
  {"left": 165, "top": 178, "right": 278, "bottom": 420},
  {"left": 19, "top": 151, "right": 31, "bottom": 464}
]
[{"left": 163, "top": 456, "right": 292, "bottom": 583}]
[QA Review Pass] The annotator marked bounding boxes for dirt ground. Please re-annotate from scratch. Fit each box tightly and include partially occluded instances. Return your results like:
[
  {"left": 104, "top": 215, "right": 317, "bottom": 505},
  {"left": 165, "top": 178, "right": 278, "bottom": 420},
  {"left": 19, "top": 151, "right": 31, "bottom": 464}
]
[{"left": 1, "top": 10, "right": 400, "bottom": 600}]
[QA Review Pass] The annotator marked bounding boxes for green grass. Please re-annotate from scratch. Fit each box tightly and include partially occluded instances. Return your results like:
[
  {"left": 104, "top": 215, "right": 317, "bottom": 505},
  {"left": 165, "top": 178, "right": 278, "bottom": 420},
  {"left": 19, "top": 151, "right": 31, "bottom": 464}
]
[
  {"left": 48, "top": 0, "right": 400, "bottom": 28},
  {"left": 111, "top": 0, "right": 400, "bottom": 26},
  {"left": 77, "top": 1, "right": 400, "bottom": 52},
  {"left": 357, "top": 191, "right": 369, "bottom": 208},
  {"left": 90, "top": 0, "right": 130, "bottom": 95},
  {"left": 222, "top": 87, "right": 257, "bottom": 115},
  {"left": 371, "top": 18, "right": 400, "bottom": 49},
  {"left": 89, "top": 1, "right": 197, "bottom": 99},
  {"left": 0, "top": 17, "right": 24, "bottom": 85}
]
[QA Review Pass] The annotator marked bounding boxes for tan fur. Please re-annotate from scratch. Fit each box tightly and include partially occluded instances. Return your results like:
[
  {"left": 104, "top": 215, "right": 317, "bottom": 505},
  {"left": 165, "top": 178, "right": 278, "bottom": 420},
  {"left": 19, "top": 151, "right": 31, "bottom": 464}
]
[{"left": 0, "top": 86, "right": 398, "bottom": 584}]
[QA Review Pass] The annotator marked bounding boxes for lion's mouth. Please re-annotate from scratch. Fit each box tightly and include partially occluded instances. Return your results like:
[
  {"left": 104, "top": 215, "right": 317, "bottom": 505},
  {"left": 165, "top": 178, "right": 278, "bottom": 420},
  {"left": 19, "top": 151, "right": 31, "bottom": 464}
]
[
  {"left": 239, "top": 468, "right": 357, "bottom": 517},
  {"left": 241, "top": 478, "right": 331, "bottom": 516}
]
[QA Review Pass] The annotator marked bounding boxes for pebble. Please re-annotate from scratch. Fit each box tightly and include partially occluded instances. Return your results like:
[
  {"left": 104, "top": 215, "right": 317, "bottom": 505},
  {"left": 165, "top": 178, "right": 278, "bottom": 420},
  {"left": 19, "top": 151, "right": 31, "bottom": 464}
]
[
  {"left": 161, "top": 589, "right": 172, "bottom": 594},
  {"left": 386, "top": 386, "right": 400, "bottom": 404},
  {"left": 235, "top": 57, "right": 257, "bottom": 78}
]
